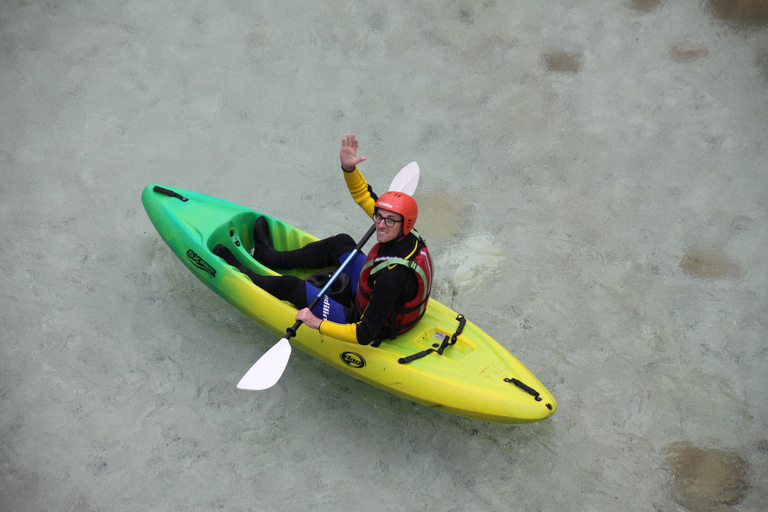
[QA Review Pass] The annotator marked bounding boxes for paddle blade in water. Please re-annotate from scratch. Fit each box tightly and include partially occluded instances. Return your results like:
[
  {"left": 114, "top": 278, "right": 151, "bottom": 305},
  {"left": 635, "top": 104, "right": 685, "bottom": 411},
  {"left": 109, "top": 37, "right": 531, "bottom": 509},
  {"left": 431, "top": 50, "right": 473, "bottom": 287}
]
[
  {"left": 237, "top": 338, "right": 292, "bottom": 390},
  {"left": 389, "top": 161, "right": 419, "bottom": 195}
]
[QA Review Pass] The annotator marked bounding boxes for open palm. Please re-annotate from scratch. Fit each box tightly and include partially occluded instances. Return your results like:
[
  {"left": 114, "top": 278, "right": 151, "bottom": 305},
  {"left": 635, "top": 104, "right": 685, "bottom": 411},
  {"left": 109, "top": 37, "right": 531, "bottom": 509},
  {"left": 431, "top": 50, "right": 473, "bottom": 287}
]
[{"left": 340, "top": 133, "right": 367, "bottom": 171}]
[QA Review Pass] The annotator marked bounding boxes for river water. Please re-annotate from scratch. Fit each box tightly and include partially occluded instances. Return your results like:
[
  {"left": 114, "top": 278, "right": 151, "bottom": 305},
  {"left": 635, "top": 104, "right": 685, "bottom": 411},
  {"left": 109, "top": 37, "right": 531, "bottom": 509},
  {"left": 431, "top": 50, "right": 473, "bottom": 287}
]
[{"left": 2, "top": 1, "right": 766, "bottom": 510}]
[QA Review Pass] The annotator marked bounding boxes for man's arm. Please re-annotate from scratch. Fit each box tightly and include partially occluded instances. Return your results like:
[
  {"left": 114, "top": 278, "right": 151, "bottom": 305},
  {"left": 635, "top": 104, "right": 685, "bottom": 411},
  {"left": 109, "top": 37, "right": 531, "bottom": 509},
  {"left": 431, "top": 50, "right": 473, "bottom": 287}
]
[{"left": 339, "top": 133, "right": 377, "bottom": 218}]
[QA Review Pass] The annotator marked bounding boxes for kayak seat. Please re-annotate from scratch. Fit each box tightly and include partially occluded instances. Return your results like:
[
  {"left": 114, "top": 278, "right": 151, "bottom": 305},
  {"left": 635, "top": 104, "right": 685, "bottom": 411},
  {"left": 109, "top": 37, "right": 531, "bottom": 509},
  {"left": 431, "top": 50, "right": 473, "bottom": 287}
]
[
  {"left": 305, "top": 269, "right": 352, "bottom": 307},
  {"left": 207, "top": 212, "right": 335, "bottom": 281},
  {"left": 207, "top": 213, "right": 280, "bottom": 278}
]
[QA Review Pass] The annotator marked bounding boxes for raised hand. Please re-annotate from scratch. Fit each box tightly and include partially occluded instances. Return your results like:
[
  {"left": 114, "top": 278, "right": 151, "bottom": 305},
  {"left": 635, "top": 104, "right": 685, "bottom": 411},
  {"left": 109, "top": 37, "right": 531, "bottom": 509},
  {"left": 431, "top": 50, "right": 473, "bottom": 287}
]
[{"left": 340, "top": 133, "right": 367, "bottom": 172}]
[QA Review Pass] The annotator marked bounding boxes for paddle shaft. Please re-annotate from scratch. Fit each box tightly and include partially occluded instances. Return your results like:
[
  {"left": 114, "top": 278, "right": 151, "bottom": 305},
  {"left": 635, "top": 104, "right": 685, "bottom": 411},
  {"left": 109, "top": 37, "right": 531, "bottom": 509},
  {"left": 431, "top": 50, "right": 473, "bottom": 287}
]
[
  {"left": 284, "top": 223, "right": 376, "bottom": 339},
  {"left": 237, "top": 161, "right": 419, "bottom": 391}
]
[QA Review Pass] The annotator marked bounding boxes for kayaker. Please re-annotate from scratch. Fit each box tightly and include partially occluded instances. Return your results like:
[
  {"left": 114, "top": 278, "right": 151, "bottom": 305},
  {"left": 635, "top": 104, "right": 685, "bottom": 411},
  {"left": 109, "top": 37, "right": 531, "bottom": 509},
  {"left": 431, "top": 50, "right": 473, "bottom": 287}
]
[{"left": 214, "top": 134, "right": 433, "bottom": 346}]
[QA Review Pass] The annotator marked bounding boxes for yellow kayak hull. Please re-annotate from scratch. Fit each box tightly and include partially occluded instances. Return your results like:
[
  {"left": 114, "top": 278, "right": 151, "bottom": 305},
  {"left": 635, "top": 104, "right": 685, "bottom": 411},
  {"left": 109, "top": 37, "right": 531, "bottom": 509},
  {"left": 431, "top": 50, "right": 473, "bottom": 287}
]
[{"left": 142, "top": 184, "right": 557, "bottom": 423}]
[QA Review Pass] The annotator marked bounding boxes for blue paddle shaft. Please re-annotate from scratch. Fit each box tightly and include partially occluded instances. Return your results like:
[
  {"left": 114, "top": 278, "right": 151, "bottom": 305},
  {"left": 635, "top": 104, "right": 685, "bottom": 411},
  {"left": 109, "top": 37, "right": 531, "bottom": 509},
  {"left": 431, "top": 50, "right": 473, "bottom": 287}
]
[{"left": 285, "top": 224, "right": 376, "bottom": 338}]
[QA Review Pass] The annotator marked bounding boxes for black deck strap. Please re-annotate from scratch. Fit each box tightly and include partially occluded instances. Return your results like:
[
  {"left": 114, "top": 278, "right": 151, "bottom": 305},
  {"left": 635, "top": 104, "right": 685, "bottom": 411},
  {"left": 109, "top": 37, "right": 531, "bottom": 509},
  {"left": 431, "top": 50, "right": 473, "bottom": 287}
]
[
  {"left": 504, "top": 378, "right": 543, "bottom": 402},
  {"left": 398, "top": 314, "right": 465, "bottom": 364},
  {"left": 450, "top": 314, "right": 466, "bottom": 344},
  {"left": 153, "top": 186, "right": 188, "bottom": 202}
]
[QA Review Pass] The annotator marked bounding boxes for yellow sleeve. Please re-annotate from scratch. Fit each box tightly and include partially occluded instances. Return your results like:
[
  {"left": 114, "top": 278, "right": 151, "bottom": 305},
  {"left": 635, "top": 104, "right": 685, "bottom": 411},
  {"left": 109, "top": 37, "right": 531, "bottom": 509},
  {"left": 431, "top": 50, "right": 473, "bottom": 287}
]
[
  {"left": 343, "top": 167, "right": 376, "bottom": 219},
  {"left": 319, "top": 320, "right": 359, "bottom": 344}
]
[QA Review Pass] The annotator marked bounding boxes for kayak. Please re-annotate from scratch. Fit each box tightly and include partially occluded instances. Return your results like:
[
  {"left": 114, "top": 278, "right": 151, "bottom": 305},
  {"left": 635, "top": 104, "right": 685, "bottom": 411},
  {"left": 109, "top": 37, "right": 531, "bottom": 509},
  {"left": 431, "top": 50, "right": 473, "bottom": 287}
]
[{"left": 142, "top": 184, "right": 557, "bottom": 423}]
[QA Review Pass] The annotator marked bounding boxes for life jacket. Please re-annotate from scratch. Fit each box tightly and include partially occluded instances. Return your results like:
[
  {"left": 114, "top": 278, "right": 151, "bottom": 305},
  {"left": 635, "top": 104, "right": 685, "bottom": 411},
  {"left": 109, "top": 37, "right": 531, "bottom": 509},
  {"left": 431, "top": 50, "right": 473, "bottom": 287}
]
[{"left": 355, "top": 231, "right": 433, "bottom": 340}]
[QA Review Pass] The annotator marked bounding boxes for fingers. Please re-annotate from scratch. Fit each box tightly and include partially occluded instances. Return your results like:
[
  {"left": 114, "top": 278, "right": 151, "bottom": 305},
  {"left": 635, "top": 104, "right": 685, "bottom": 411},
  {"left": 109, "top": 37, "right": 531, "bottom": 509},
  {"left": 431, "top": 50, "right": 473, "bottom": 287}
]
[
  {"left": 342, "top": 133, "right": 358, "bottom": 151},
  {"left": 296, "top": 308, "right": 321, "bottom": 329},
  {"left": 340, "top": 133, "right": 364, "bottom": 170}
]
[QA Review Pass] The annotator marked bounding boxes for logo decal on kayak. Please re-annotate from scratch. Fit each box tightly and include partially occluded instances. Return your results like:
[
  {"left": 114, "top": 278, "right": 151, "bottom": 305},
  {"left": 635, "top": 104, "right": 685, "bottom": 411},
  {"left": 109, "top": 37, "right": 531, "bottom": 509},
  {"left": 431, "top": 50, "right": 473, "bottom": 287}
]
[
  {"left": 340, "top": 351, "right": 365, "bottom": 369},
  {"left": 187, "top": 249, "right": 216, "bottom": 277}
]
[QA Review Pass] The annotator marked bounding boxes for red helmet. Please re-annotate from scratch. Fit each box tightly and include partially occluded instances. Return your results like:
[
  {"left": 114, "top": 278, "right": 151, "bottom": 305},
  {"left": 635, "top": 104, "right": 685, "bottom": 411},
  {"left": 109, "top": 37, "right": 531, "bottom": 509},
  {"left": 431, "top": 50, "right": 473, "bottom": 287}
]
[{"left": 375, "top": 191, "right": 418, "bottom": 235}]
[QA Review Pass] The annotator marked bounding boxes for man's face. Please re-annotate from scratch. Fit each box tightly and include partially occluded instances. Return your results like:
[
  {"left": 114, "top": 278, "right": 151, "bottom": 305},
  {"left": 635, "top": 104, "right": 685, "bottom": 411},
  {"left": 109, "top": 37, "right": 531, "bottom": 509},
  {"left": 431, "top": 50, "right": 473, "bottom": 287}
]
[{"left": 374, "top": 210, "right": 404, "bottom": 243}]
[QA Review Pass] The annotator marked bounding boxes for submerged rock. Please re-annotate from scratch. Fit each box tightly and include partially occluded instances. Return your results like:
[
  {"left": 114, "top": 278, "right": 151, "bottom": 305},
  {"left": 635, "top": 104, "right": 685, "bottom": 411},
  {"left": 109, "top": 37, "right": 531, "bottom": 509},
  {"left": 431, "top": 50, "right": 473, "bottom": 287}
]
[
  {"left": 704, "top": 0, "right": 768, "bottom": 28},
  {"left": 629, "top": 0, "right": 664, "bottom": 14},
  {"left": 542, "top": 49, "right": 583, "bottom": 73},
  {"left": 664, "top": 442, "right": 751, "bottom": 512},
  {"left": 669, "top": 43, "right": 710, "bottom": 63},
  {"left": 417, "top": 189, "right": 467, "bottom": 238},
  {"left": 680, "top": 251, "right": 742, "bottom": 280}
]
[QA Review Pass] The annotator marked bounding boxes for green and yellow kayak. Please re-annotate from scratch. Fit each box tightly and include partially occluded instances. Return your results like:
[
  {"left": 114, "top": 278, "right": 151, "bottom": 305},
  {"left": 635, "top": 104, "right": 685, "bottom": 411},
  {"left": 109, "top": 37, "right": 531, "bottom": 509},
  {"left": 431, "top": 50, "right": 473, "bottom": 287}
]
[{"left": 142, "top": 184, "right": 557, "bottom": 423}]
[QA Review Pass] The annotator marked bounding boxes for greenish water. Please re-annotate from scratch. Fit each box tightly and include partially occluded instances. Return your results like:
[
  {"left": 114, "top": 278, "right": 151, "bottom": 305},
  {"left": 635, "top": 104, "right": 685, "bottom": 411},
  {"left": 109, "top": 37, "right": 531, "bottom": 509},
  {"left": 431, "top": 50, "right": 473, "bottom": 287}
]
[{"left": 1, "top": 1, "right": 766, "bottom": 510}]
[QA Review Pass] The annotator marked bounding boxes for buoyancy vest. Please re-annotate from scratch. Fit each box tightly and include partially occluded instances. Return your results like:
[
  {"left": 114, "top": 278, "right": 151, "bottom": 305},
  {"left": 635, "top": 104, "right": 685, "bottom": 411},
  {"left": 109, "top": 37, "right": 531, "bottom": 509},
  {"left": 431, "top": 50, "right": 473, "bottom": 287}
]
[{"left": 355, "top": 232, "right": 433, "bottom": 340}]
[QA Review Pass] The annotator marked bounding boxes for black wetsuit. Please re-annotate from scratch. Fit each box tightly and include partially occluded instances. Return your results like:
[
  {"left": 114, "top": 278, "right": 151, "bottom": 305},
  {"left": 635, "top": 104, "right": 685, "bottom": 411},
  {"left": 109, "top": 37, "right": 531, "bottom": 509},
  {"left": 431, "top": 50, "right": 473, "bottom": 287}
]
[{"left": 217, "top": 231, "right": 419, "bottom": 345}]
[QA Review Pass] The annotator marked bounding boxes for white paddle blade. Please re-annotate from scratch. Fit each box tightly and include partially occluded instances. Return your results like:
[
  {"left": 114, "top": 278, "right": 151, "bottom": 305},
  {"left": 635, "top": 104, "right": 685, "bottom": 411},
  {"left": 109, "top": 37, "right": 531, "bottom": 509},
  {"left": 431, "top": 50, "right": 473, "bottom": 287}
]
[
  {"left": 236, "top": 160, "right": 419, "bottom": 390},
  {"left": 237, "top": 338, "right": 292, "bottom": 390},
  {"left": 389, "top": 161, "right": 419, "bottom": 195}
]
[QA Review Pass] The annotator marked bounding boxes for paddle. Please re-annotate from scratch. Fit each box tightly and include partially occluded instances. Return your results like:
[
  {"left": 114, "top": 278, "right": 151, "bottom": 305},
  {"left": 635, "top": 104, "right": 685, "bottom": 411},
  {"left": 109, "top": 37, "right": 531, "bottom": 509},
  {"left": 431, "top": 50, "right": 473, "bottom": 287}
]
[{"left": 237, "top": 162, "right": 420, "bottom": 390}]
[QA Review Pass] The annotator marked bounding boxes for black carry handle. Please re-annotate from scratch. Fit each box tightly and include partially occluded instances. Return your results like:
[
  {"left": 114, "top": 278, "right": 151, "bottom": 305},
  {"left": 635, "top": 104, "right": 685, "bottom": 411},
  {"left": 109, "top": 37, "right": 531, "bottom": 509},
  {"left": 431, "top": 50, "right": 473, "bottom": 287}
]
[
  {"left": 504, "top": 378, "right": 542, "bottom": 402},
  {"left": 398, "top": 349, "right": 434, "bottom": 364},
  {"left": 153, "top": 186, "right": 188, "bottom": 202}
]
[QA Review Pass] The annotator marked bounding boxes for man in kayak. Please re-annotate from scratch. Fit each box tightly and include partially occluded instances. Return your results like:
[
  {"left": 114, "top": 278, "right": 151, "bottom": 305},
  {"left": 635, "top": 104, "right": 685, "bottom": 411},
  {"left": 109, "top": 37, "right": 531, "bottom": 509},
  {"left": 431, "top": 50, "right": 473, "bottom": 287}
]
[{"left": 214, "top": 134, "right": 433, "bottom": 346}]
